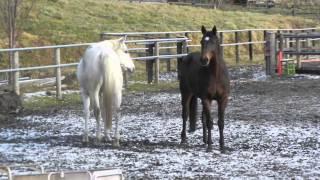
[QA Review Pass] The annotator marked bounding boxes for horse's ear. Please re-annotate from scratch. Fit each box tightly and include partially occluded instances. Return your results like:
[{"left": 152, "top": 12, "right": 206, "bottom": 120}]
[
  {"left": 201, "top": 25, "right": 207, "bottom": 35},
  {"left": 119, "top": 37, "right": 125, "bottom": 44},
  {"left": 119, "top": 35, "right": 127, "bottom": 44},
  {"left": 212, "top": 25, "right": 218, "bottom": 35},
  {"left": 212, "top": 26, "right": 217, "bottom": 35}
]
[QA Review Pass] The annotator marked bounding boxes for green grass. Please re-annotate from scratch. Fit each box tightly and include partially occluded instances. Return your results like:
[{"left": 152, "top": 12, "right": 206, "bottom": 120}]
[
  {"left": 0, "top": 0, "right": 318, "bottom": 68},
  {"left": 22, "top": 81, "right": 179, "bottom": 112},
  {"left": 0, "top": 0, "right": 318, "bottom": 47},
  {"left": 22, "top": 93, "right": 82, "bottom": 111},
  {"left": 1, "top": 0, "right": 319, "bottom": 110}
]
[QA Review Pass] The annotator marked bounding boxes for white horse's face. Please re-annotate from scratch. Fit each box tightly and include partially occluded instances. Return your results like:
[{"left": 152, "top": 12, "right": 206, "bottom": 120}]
[{"left": 117, "top": 38, "right": 135, "bottom": 73}]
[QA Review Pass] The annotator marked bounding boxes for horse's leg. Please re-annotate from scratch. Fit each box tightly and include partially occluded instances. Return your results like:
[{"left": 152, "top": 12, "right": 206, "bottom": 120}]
[
  {"left": 101, "top": 97, "right": 112, "bottom": 142},
  {"left": 218, "top": 97, "right": 228, "bottom": 153},
  {"left": 189, "top": 96, "right": 197, "bottom": 132},
  {"left": 93, "top": 93, "right": 102, "bottom": 143},
  {"left": 181, "top": 93, "right": 192, "bottom": 144},
  {"left": 201, "top": 109, "right": 208, "bottom": 144},
  {"left": 112, "top": 108, "right": 121, "bottom": 147},
  {"left": 103, "top": 97, "right": 113, "bottom": 142},
  {"left": 81, "top": 92, "right": 90, "bottom": 143},
  {"left": 202, "top": 99, "right": 212, "bottom": 152}
]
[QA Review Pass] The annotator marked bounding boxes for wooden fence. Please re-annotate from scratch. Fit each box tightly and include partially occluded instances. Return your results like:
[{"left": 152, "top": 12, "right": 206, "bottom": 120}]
[
  {"left": 265, "top": 31, "right": 320, "bottom": 76},
  {"left": 0, "top": 38, "right": 189, "bottom": 97},
  {"left": 102, "top": 27, "right": 320, "bottom": 80},
  {"left": 1, "top": 27, "right": 320, "bottom": 98}
]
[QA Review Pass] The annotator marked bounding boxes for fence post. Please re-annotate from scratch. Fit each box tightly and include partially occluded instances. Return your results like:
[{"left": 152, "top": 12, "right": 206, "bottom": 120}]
[
  {"left": 279, "top": 33, "right": 284, "bottom": 52},
  {"left": 13, "top": 51, "right": 20, "bottom": 95},
  {"left": 291, "top": 5, "right": 295, "bottom": 16},
  {"left": 289, "top": 30, "right": 293, "bottom": 48},
  {"left": 296, "top": 37, "right": 301, "bottom": 69},
  {"left": 184, "top": 32, "right": 190, "bottom": 53},
  {"left": 54, "top": 48, "right": 62, "bottom": 99},
  {"left": 220, "top": 32, "right": 224, "bottom": 60},
  {"left": 306, "top": 31, "right": 312, "bottom": 60},
  {"left": 265, "top": 32, "right": 276, "bottom": 76},
  {"left": 177, "top": 41, "right": 183, "bottom": 71},
  {"left": 284, "top": 31, "right": 290, "bottom": 59},
  {"left": 183, "top": 39, "right": 188, "bottom": 54},
  {"left": 154, "top": 42, "right": 160, "bottom": 84},
  {"left": 248, "top": 30, "right": 253, "bottom": 62},
  {"left": 165, "top": 33, "right": 171, "bottom": 72},
  {"left": 311, "top": 29, "right": 316, "bottom": 47},
  {"left": 235, "top": 31, "right": 240, "bottom": 64},
  {"left": 100, "top": 33, "right": 105, "bottom": 40},
  {"left": 146, "top": 43, "right": 154, "bottom": 84}
]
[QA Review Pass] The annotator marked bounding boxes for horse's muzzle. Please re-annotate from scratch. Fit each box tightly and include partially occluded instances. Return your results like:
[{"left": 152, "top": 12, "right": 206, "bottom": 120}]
[{"left": 200, "top": 57, "right": 210, "bottom": 67}]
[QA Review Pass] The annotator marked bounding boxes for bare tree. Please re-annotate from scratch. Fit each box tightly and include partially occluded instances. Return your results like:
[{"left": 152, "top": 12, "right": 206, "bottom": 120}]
[
  {"left": 0, "top": 0, "right": 36, "bottom": 84},
  {"left": 208, "top": 0, "right": 223, "bottom": 9}
]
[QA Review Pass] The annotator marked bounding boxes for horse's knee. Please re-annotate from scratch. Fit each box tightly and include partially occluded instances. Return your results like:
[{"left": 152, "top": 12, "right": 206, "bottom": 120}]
[
  {"left": 93, "top": 107, "right": 100, "bottom": 118},
  {"left": 218, "top": 119, "right": 224, "bottom": 129}
]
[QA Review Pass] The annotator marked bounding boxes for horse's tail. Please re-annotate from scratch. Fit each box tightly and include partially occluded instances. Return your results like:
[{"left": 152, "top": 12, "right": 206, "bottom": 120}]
[{"left": 101, "top": 52, "right": 115, "bottom": 131}]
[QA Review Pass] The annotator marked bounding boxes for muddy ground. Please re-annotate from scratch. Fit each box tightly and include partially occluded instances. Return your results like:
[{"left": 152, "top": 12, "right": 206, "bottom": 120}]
[{"left": 0, "top": 66, "right": 319, "bottom": 179}]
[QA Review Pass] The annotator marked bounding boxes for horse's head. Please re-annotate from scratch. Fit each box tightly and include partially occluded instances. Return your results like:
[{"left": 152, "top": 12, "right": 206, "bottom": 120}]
[
  {"left": 115, "top": 37, "right": 135, "bottom": 73},
  {"left": 200, "top": 25, "right": 220, "bottom": 67}
]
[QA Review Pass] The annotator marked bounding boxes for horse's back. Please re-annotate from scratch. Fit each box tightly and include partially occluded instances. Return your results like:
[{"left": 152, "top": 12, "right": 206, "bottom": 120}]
[
  {"left": 178, "top": 52, "right": 202, "bottom": 94},
  {"left": 178, "top": 52, "right": 201, "bottom": 79},
  {"left": 77, "top": 43, "right": 115, "bottom": 94}
]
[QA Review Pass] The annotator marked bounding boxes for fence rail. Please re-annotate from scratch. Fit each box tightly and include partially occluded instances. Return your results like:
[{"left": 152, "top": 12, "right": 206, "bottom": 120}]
[{"left": 1, "top": 27, "right": 320, "bottom": 98}]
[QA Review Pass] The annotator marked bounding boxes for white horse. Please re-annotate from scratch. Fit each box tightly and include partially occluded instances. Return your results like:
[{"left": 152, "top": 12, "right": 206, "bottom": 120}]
[{"left": 77, "top": 38, "right": 135, "bottom": 147}]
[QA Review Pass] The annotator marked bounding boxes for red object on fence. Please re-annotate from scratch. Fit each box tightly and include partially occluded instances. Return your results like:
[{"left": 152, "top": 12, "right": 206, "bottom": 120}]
[{"left": 277, "top": 50, "right": 283, "bottom": 76}]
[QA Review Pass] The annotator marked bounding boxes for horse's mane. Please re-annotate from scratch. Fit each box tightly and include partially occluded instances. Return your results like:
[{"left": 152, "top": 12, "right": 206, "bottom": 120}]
[{"left": 100, "top": 39, "right": 125, "bottom": 50}]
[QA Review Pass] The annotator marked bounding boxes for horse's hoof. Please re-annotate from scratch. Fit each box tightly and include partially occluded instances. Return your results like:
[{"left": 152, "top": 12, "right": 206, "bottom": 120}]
[
  {"left": 112, "top": 140, "right": 120, "bottom": 148},
  {"left": 188, "top": 127, "right": 196, "bottom": 133},
  {"left": 206, "top": 145, "right": 213, "bottom": 152},
  {"left": 180, "top": 139, "right": 187, "bottom": 145},
  {"left": 82, "top": 136, "right": 89, "bottom": 144},
  {"left": 220, "top": 146, "right": 232, "bottom": 153},
  {"left": 203, "top": 137, "right": 208, "bottom": 144},
  {"left": 104, "top": 134, "right": 112, "bottom": 142},
  {"left": 104, "top": 137, "right": 111, "bottom": 143},
  {"left": 93, "top": 138, "right": 102, "bottom": 146}
]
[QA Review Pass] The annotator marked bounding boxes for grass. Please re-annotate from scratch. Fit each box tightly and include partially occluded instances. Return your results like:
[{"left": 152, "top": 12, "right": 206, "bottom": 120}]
[
  {"left": 0, "top": 0, "right": 319, "bottom": 110},
  {"left": 22, "top": 81, "right": 179, "bottom": 112},
  {"left": 0, "top": 0, "right": 318, "bottom": 68},
  {"left": 0, "top": 0, "right": 318, "bottom": 46},
  {"left": 22, "top": 93, "right": 82, "bottom": 111}
]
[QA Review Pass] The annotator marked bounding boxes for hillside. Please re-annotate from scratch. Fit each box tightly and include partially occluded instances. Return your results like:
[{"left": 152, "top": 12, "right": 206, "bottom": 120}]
[{"left": 0, "top": 0, "right": 318, "bottom": 47}]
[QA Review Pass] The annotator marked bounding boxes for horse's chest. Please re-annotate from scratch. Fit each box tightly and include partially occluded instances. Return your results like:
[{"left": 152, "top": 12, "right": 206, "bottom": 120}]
[{"left": 198, "top": 77, "right": 223, "bottom": 99}]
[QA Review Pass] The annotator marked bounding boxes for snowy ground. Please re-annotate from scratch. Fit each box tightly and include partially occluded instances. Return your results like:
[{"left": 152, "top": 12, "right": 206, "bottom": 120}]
[{"left": 0, "top": 66, "right": 320, "bottom": 179}]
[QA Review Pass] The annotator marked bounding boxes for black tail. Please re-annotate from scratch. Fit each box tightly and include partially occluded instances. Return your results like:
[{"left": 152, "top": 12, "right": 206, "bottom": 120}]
[{"left": 189, "top": 96, "right": 197, "bottom": 132}]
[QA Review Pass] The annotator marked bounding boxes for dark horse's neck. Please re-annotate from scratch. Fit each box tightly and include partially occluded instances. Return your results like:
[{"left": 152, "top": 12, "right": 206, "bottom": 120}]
[{"left": 208, "top": 53, "right": 224, "bottom": 78}]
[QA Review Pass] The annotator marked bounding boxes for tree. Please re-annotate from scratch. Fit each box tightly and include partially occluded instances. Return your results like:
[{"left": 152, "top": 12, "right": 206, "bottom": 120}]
[
  {"left": 213, "top": 0, "right": 223, "bottom": 9},
  {"left": 0, "top": 0, "right": 36, "bottom": 85}
]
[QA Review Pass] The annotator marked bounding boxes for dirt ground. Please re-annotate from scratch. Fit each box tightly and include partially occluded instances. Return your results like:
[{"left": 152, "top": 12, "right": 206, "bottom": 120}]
[{"left": 0, "top": 65, "right": 319, "bottom": 179}]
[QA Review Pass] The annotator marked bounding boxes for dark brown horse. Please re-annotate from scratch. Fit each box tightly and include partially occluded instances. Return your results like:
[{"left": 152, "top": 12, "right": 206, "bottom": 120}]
[{"left": 178, "top": 25, "right": 230, "bottom": 152}]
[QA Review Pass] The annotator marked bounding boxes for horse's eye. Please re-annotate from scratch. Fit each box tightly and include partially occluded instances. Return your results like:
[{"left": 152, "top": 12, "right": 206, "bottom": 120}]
[{"left": 124, "top": 50, "right": 129, "bottom": 53}]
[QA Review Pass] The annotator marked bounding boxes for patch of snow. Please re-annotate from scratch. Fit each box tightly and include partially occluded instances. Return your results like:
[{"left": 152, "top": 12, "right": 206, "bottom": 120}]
[{"left": 1, "top": 107, "right": 319, "bottom": 178}]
